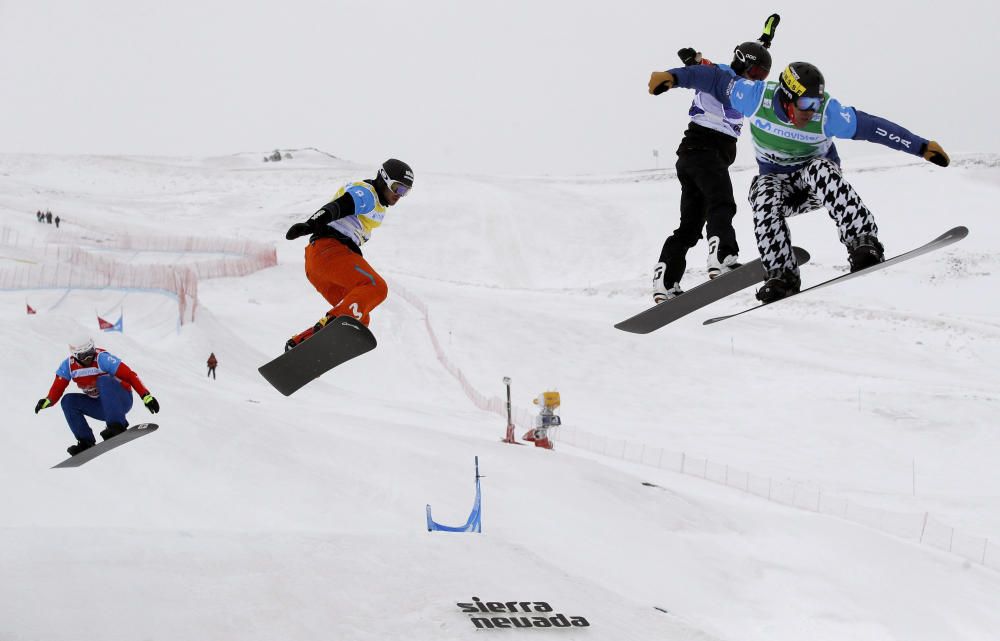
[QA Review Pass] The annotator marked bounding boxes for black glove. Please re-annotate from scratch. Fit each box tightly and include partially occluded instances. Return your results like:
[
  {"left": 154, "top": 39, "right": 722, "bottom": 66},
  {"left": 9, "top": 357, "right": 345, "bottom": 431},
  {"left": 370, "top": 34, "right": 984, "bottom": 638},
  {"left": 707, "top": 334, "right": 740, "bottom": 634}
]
[
  {"left": 287, "top": 205, "right": 337, "bottom": 240},
  {"left": 285, "top": 222, "right": 312, "bottom": 240},
  {"left": 142, "top": 394, "right": 160, "bottom": 414},
  {"left": 34, "top": 398, "right": 51, "bottom": 414},
  {"left": 677, "top": 47, "right": 701, "bottom": 66},
  {"left": 759, "top": 13, "right": 780, "bottom": 48}
]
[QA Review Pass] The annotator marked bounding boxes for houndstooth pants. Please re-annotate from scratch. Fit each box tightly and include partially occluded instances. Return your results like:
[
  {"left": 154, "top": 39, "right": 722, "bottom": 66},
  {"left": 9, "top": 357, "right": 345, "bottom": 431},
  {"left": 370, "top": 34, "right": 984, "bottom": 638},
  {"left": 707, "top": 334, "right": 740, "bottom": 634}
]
[{"left": 749, "top": 157, "right": 878, "bottom": 278}]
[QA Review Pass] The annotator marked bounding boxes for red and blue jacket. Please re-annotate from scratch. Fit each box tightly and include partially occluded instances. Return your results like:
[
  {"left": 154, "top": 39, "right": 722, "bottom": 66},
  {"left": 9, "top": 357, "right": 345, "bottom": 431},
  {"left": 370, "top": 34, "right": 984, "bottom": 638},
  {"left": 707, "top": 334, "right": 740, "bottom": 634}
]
[{"left": 44, "top": 349, "right": 150, "bottom": 403}]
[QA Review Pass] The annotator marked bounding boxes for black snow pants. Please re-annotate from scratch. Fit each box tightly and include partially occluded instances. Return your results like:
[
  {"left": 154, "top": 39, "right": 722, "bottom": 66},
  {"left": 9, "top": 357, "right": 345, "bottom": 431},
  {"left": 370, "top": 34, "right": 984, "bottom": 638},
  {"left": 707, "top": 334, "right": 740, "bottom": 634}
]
[{"left": 658, "top": 124, "right": 739, "bottom": 286}]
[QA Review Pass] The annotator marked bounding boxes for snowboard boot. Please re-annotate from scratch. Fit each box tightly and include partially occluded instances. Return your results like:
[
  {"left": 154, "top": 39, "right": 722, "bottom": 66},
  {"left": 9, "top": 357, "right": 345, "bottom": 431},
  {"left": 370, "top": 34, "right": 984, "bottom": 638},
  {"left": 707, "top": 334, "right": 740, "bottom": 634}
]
[
  {"left": 67, "top": 439, "right": 96, "bottom": 456},
  {"left": 652, "top": 262, "right": 684, "bottom": 304},
  {"left": 100, "top": 422, "right": 127, "bottom": 440},
  {"left": 285, "top": 315, "right": 332, "bottom": 352},
  {"left": 847, "top": 235, "right": 885, "bottom": 273},
  {"left": 706, "top": 236, "right": 741, "bottom": 280},
  {"left": 707, "top": 253, "right": 741, "bottom": 280},
  {"left": 653, "top": 282, "right": 684, "bottom": 304},
  {"left": 755, "top": 272, "right": 801, "bottom": 303}
]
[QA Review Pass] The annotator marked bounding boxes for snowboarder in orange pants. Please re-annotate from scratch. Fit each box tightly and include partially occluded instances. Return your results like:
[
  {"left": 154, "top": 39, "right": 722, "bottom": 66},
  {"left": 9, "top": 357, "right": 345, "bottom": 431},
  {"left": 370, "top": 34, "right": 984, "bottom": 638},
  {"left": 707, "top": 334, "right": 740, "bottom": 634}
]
[{"left": 284, "top": 159, "right": 413, "bottom": 351}]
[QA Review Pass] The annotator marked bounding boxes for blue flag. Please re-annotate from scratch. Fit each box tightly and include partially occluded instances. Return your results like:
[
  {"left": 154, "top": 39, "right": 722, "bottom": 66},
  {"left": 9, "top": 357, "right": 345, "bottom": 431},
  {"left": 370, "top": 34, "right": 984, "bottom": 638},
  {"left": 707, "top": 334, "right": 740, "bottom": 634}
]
[{"left": 427, "top": 457, "right": 482, "bottom": 533}]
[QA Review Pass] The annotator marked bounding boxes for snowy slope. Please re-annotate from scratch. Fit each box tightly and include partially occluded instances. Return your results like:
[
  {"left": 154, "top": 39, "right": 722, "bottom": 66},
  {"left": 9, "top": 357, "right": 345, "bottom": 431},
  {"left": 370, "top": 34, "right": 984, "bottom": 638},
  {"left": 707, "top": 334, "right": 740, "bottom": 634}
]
[{"left": 1, "top": 151, "right": 998, "bottom": 641}]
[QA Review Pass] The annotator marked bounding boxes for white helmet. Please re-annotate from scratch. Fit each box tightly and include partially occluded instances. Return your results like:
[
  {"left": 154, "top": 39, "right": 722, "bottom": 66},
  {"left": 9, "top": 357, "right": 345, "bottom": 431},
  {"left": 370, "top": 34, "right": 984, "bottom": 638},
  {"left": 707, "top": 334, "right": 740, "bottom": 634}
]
[{"left": 68, "top": 335, "right": 95, "bottom": 361}]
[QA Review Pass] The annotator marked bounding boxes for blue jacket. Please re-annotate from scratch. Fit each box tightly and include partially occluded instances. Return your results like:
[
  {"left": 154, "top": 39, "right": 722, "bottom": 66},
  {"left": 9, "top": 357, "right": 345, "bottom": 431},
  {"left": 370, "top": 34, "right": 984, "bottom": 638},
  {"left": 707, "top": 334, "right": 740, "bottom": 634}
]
[{"left": 669, "top": 64, "right": 929, "bottom": 174}]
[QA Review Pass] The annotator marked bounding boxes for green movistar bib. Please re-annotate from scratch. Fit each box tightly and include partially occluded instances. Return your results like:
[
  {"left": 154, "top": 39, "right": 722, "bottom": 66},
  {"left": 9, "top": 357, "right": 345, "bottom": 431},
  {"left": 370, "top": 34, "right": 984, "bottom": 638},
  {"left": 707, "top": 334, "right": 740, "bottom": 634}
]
[{"left": 749, "top": 82, "right": 832, "bottom": 168}]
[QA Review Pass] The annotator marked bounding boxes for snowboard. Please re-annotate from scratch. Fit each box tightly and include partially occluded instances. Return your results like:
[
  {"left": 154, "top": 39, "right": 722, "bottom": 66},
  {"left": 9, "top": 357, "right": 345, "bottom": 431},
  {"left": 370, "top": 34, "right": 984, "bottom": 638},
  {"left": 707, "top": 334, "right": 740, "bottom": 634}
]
[
  {"left": 615, "top": 247, "right": 812, "bottom": 334},
  {"left": 258, "top": 315, "right": 377, "bottom": 396},
  {"left": 703, "top": 226, "right": 969, "bottom": 325},
  {"left": 52, "top": 423, "right": 159, "bottom": 469}
]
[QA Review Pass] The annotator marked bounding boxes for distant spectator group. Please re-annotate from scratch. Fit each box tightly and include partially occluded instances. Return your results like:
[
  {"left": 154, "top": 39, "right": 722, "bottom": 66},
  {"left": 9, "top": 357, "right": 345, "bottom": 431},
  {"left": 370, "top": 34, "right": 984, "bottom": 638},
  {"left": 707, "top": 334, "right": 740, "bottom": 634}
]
[
  {"left": 35, "top": 210, "right": 60, "bottom": 228},
  {"left": 263, "top": 150, "right": 293, "bottom": 163}
]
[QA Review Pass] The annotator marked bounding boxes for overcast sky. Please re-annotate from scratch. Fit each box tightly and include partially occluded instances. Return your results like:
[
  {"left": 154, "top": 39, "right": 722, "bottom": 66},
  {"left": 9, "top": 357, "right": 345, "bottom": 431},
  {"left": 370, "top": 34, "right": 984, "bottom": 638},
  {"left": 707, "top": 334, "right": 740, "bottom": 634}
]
[{"left": 0, "top": 1, "right": 995, "bottom": 174}]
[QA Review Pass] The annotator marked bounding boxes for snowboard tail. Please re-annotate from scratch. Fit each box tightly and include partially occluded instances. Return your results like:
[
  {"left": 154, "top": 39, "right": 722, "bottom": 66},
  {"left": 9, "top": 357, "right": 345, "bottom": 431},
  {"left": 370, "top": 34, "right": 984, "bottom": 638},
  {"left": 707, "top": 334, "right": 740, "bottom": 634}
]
[
  {"left": 615, "top": 247, "right": 811, "bottom": 334},
  {"left": 703, "top": 226, "right": 969, "bottom": 325},
  {"left": 258, "top": 315, "right": 377, "bottom": 396}
]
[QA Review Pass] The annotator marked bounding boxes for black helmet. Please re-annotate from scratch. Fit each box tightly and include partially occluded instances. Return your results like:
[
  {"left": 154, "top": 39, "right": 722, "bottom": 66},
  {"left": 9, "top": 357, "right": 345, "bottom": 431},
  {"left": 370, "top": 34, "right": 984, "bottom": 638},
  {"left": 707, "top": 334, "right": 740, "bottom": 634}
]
[
  {"left": 731, "top": 41, "right": 771, "bottom": 80},
  {"left": 378, "top": 158, "right": 414, "bottom": 197},
  {"left": 776, "top": 62, "right": 825, "bottom": 117}
]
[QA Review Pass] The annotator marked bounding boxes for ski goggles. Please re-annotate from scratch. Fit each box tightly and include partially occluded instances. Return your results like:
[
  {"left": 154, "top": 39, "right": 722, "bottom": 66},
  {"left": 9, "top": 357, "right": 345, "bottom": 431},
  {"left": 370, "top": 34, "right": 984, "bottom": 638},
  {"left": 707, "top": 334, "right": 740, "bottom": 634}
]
[
  {"left": 733, "top": 48, "right": 770, "bottom": 81},
  {"left": 73, "top": 348, "right": 97, "bottom": 363},
  {"left": 795, "top": 96, "right": 822, "bottom": 111},
  {"left": 379, "top": 168, "right": 411, "bottom": 197},
  {"left": 746, "top": 65, "right": 770, "bottom": 81}
]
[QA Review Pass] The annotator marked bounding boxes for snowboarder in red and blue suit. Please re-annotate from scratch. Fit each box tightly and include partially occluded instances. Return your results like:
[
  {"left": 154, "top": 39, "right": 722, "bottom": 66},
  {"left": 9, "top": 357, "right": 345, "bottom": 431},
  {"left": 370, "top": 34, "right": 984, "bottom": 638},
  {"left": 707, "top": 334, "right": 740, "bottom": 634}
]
[{"left": 34, "top": 336, "right": 160, "bottom": 456}]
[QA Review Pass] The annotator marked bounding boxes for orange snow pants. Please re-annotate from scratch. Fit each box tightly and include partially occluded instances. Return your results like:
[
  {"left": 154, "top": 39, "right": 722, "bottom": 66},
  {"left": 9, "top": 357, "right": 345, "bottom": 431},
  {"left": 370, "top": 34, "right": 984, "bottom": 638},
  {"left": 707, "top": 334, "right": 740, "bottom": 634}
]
[{"left": 304, "top": 238, "right": 388, "bottom": 326}]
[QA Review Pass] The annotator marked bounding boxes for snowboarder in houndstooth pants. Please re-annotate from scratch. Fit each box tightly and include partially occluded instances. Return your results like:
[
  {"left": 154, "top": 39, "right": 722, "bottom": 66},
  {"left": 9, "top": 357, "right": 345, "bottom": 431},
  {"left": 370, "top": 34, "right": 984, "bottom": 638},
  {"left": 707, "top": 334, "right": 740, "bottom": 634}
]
[{"left": 650, "top": 60, "right": 950, "bottom": 302}]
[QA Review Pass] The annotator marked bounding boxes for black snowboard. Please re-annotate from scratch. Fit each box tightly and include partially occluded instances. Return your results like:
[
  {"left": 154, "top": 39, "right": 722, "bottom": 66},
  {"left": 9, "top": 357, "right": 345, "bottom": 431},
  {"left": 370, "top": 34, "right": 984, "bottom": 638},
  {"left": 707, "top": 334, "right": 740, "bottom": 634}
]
[
  {"left": 52, "top": 423, "right": 159, "bottom": 469},
  {"left": 615, "top": 247, "right": 811, "bottom": 334},
  {"left": 703, "top": 226, "right": 969, "bottom": 325},
  {"left": 258, "top": 315, "right": 377, "bottom": 396}
]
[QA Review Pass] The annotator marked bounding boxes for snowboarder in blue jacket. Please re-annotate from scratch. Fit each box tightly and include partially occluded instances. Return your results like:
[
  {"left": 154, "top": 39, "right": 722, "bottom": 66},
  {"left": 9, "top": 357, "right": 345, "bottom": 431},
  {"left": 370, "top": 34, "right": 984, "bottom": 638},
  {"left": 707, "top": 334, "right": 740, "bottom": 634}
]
[
  {"left": 647, "top": 14, "right": 781, "bottom": 303},
  {"left": 35, "top": 336, "right": 160, "bottom": 456},
  {"left": 649, "top": 60, "right": 949, "bottom": 302}
]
